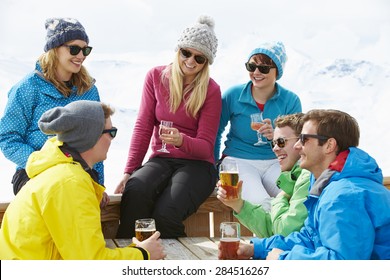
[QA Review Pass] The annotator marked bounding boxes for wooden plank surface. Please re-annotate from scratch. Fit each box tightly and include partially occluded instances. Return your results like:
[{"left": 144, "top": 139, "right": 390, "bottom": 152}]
[
  {"left": 178, "top": 237, "right": 219, "bottom": 260},
  {"left": 113, "top": 238, "right": 199, "bottom": 260},
  {"left": 105, "top": 236, "right": 256, "bottom": 259},
  {"left": 161, "top": 239, "right": 199, "bottom": 260}
]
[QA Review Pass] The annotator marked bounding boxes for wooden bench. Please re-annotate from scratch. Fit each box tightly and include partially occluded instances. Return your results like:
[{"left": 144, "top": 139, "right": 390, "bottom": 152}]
[{"left": 2, "top": 176, "right": 390, "bottom": 238}]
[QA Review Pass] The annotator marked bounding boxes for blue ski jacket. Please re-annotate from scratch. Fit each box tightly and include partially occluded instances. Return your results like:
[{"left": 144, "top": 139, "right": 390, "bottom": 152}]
[{"left": 252, "top": 147, "right": 390, "bottom": 259}]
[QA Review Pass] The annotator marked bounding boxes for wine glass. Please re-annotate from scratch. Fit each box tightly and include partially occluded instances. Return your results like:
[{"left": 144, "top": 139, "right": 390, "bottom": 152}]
[
  {"left": 250, "top": 113, "right": 267, "bottom": 146},
  {"left": 157, "top": 120, "right": 173, "bottom": 153}
]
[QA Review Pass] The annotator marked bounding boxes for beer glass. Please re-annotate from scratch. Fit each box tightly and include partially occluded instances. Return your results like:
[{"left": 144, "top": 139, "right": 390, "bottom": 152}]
[
  {"left": 219, "top": 158, "right": 239, "bottom": 199},
  {"left": 135, "top": 218, "right": 156, "bottom": 241},
  {"left": 220, "top": 222, "right": 240, "bottom": 260}
]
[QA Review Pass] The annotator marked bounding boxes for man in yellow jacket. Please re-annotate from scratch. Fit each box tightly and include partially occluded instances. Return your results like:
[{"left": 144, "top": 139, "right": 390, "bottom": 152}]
[{"left": 0, "top": 100, "right": 165, "bottom": 260}]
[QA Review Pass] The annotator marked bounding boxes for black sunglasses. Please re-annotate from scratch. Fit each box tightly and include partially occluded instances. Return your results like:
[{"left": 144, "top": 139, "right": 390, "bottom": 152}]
[
  {"left": 271, "top": 137, "right": 299, "bottom": 149},
  {"left": 299, "top": 134, "right": 329, "bottom": 146},
  {"left": 102, "top": 127, "right": 118, "bottom": 138},
  {"left": 180, "top": 49, "right": 207, "bottom": 64},
  {"left": 245, "top": 62, "right": 276, "bottom": 74},
  {"left": 63, "top": 45, "right": 93, "bottom": 56}
]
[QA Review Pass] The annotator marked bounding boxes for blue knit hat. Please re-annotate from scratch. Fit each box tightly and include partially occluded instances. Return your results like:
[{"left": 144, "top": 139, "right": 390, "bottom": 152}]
[
  {"left": 247, "top": 41, "right": 287, "bottom": 80},
  {"left": 44, "top": 18, "right": 89, "bottom": 52}
]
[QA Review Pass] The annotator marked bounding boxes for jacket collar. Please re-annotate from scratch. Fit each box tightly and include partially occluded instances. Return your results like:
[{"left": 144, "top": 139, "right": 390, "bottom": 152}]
[
  {"left": 238, "top": 81, "right": 281, "bottom": 106},
  {"left": 309, "top": 150, "right": 350, "bottom": 196},
  {"left": 59, "top": 144, "right": 100, "bottom": 184}
]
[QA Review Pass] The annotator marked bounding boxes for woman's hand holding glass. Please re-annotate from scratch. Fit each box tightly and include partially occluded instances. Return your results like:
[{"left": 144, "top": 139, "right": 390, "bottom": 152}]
[
  {"left": 250, "top": 113, "right": 267, "bottom": 145},
  {"left": 157, "top": 121, "right": 173, "bottom": 153},
  {"left": 158, "top": 123, "right": 183, "bottom": 151},
  {"left": 258, "top": 118, "right": 274, "bottom": 141},
  {"left": 251, "top": 113, "right": 274, "bottom": 145},
  {"left": 216, "top": 180, "right": 244, "bottom": 214}
]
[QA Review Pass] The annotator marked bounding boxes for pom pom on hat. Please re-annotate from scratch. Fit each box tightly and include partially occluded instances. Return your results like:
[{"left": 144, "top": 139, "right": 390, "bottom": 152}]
[
  {"left": 176, "top": 15, "right": 218, "bottom": 64},
  {"left": 247, "top": 41, "right": 287, "bottom": 80},
  {"left": 38, "top": 100, "right": 105, "bottom": 153},
  {"left": 44, "top": 18, "right": 89, "bottom": 52}
]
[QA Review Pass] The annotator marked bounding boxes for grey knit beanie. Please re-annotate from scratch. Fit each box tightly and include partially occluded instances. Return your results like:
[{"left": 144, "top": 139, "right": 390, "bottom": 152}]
[
  {"left": 44, "top": 18, "right": 89, "bottom": 52},
  {"left": 176, "top": 15, "right": 218, "bottom": 64},
  {"left": 38, "top": 100, "right": 105, "bottom": 153}
]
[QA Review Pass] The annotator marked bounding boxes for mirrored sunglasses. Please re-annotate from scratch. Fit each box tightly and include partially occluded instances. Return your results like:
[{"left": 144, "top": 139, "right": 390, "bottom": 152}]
[
  {"left": 271, "top": 137, "right": 299, "bottom": 149},
  {"left": 102, "top": 127, "right": 118, "bottom": 138},
  {"left": 63, "top": 45, "right": 93, "bottom": 56},
  {"left": 180, "top": 49, "right": 207, "bottom": 64},
  {"left": 299, "top": 134, "right": 329, "bottom": 146},
  {"left": 245, "top": 62, "right": 276, "bottom": 74}
]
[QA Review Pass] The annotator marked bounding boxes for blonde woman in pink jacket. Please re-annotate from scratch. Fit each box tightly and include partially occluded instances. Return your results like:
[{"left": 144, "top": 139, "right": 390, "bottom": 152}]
[{"left": 115, "top": 16, "right": 222, "bottom": 238}]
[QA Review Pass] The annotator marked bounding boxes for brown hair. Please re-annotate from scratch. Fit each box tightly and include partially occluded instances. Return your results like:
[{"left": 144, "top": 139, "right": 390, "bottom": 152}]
[
  {"left": 250, "top": 54, "right": 278, "bottom": 77},
  {"left": 274, "top": 113, "right": 304, "bottom": 136},
  {"left": 302, "top": 109, "right": 360, "bottom": 154},
  {"left": 102, "top": 103, "right": 114, "bottom": 119}
]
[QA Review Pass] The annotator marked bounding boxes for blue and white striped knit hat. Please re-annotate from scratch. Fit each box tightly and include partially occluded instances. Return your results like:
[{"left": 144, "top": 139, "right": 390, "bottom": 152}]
[
  {"left": 247, "top": 41, "right": 287, "bottom": 80},
  {"left": 44, "top": 18, "right": 89, "bottom": 52}
]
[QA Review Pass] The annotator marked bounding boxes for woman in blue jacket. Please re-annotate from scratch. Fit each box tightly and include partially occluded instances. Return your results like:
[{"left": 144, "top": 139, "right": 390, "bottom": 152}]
[
  {"left": 214, "top": 41, "right": 302, "bottom": 211},
  {"left": 0, "top": 18, "right": 103, "bottom": 196}
]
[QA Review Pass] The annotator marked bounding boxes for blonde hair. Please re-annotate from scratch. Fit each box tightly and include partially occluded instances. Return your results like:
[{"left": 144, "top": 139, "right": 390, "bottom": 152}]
[
  {"left": 38, "top": 48, "right": 94, "bottom": 97},
  {"left": 161, "top": 51, "right": 210, "bottom": 118}
]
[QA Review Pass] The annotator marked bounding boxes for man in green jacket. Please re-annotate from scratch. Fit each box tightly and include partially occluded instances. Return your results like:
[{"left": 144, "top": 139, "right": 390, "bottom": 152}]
[{"left": 217, "top": 113, "right": 310, "bottom": 237}]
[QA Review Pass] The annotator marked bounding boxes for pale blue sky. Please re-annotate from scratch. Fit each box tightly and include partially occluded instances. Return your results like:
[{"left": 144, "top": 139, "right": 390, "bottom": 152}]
[{"left": 0, "top": 0, "right": 389, "bottom": 64}]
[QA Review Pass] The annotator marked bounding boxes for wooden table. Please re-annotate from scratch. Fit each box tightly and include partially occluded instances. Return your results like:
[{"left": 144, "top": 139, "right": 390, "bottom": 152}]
[{"left": 105, "top": 236, "right": 253, "bottom": 260}]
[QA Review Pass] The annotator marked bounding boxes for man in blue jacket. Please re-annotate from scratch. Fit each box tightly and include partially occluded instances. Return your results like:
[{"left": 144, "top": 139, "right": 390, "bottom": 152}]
[{"left": 228, "top": 109, "right": 390, "bottom": 260}]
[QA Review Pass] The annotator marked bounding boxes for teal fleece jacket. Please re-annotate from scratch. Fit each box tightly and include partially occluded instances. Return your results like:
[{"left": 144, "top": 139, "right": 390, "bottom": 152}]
[{"left": 214, "top": 81, "right": 301, "bottom": 161}]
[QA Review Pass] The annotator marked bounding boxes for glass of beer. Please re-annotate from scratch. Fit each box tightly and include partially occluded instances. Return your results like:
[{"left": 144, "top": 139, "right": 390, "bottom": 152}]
[
  {"left": 135, "top": 218, "right": 156, "bottom": 241},
  {"left": 220, "top": 222, "right": 240, "bottom": 260},
  {"left": 219, "top": 158, "right": 239, "bottom": 199}
]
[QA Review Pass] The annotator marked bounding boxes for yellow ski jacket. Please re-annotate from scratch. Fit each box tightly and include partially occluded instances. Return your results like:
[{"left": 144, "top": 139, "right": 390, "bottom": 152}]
[{"left": 0, "top": 137, "right": 149, "bottom": 260}]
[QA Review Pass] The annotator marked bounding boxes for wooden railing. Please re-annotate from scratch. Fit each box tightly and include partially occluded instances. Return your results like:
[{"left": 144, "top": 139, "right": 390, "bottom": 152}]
[
  {"left": 100, "top": 191, "right": 252, "bottom": 238},
  {"left": 384, "top": 176, "right": 390, "bottom": 190},
  {"left": 1, "top": 177, "right": 390, "bottom": 238}
]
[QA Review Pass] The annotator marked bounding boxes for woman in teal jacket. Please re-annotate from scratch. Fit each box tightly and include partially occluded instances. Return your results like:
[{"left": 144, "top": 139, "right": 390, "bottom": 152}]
[
  {"left": 214, "top": 41, "right": 302, "bottom": 211},
  {"left": 218, "top": 113, "right": 310, "bottom": 238},
  {"left": 0, "top": 18, "right": 103, "bottom": 195}
]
